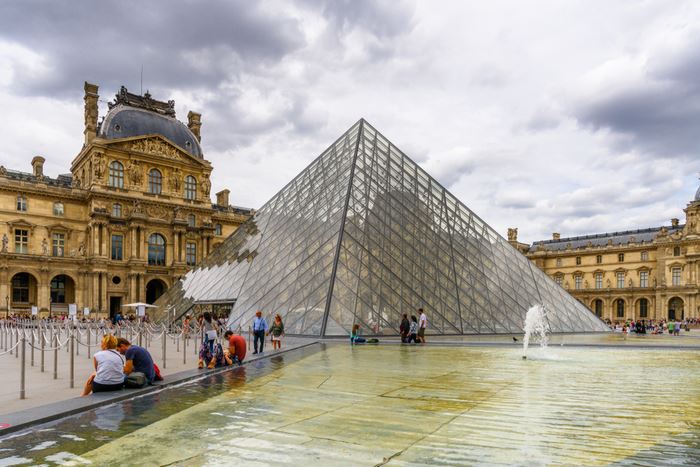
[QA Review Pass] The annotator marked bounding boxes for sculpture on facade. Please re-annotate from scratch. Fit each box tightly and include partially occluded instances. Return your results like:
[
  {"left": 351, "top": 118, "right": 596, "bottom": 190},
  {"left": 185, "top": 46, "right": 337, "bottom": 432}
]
[
  {"left": 41, "top": 238, "right": 48, "bottom": 256},
  {"left": 94, "top": 154, "right": 106, "bottom": 179},
  {"left": 1, "top": 234, "right": 7, "bottom": 253},
  {"left": 128, "top": 160, "right": 142, "bottom": 186},
  {"left": 507, "top": 228, "right": 518, "bottom": 242},
  {"left": 169, "top": 168, "right": 181, "bottom": 192},
  {"left": 202, "top": 174, "right": 211, "bottom": 198}
]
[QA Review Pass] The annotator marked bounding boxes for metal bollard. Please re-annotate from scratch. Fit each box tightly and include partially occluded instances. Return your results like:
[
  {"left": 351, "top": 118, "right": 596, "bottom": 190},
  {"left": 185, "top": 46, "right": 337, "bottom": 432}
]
[
  {"left": 31, "top": 329, "right": 34, "bottom": 367},
  {"left": 41, "top": 329, "right": 45, "bottom": 372},
  {"left": 70, "top": 330, "right": 75, "bottom": 389},
  {"left": 87, "top": 327, "right": 91, "bottom": 359},
  {"left": 183, "top": 333, "right": 187, "bottom": 365},
  {"left": 20, "top": 336, "right": 26, "bottom": 400},
  {"left": 138, "top": 326, "right": 143, "bottom": 347},
  {"left": 53, "top": 334, "right": 58, "bottom": 380},
  {"left": 162, "top": 331, "right": 167, "bottom": 369}
]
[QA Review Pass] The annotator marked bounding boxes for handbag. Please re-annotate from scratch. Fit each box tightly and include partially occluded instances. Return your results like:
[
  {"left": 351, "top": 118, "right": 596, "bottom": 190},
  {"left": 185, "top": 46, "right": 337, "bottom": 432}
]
[
  {"left": 206, "top": 329, "right": 218, "bottom": 341},
  {"left": 125, "top": 371, "right": 147, "bottom": 388}
]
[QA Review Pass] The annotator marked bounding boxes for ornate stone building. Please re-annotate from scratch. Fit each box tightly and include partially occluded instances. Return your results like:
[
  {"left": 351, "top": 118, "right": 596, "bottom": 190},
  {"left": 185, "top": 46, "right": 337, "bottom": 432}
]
[
  {"left": 514, "top": 187, "right": 700, "bottom": 323},
  {"left": 0, "top": 83, "right": 252, "bottom": 318}
]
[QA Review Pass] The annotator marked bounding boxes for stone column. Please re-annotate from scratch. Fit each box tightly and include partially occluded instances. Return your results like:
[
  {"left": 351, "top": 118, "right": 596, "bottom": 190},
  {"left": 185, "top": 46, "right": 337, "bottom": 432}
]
[
  {"left": 101, "top": 272, "right": 108, "bottom": 315},
  {"left": 38, "top": 268, "right": 50, "bottom": 313},
  {"left": 92, "top": 224, "right": 100, "bottom": 257},
  {"left": 0, "top": 267, "right": 8, "bottom": 313},
  {"left": 92, "top": 273, "right": 99, "bottom": 312}
]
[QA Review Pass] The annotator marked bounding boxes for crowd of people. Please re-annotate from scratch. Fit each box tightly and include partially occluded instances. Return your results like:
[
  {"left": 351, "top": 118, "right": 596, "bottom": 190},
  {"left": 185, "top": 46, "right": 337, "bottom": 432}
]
[{"left": 608, "top": 318, "right": 699, "bottom": 335}]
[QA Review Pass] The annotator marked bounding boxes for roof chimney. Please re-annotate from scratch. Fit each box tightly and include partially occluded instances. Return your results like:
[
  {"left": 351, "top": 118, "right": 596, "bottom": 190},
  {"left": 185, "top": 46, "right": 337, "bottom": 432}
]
[
  {"left": 187, "top": 111, "right": 202, "bottom": 142},
  {"left": 671, "top": 218, "right": 679, "bottom": 227},
  {"left": 216, "top": 189, "right": 230, "bottom": 207},
  {"left": 552, "top": 232, "right": 561, "bottom": 241},
  {"left": 31, "top": 156, "right": 45, "bottom": 178},
  {"left": 83, "top": 82, "right": 99, "bottom": 144}
]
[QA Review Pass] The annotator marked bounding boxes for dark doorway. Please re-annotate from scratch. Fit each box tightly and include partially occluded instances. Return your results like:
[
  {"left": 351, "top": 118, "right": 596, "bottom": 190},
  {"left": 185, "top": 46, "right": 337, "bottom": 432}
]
[
  {"left": 110, "top": 296, "right": 121, "bottom": 319},
  {"left": 146, "top": 279, "right": 166, "bottom": 304},
  {"left": 668, "top": 297, "right": 684, "bottom": 320}
]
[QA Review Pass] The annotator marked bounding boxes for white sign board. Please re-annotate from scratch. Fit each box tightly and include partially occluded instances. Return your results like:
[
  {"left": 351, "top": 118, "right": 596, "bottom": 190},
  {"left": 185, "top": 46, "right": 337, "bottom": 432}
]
[
  {"left": 137, "top": 305, "right": 146, "bottom": 317},
  {"left": 68, "top": 303, "right": 77, "bottom": 316},
  {"left": 83, "top": 307, "right": 90, "bottom": 316},
  {"left": 31, "top": 306, "right": 38, "bottom": 316}
]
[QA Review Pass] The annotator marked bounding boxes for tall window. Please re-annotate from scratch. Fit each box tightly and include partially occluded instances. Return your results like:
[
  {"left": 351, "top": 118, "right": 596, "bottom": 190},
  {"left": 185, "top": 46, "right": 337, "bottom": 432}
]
[
  {"left": 53, "top": 202, "right": 64, "bottom": 216},
  {"left": 639, "top": 298, "right": 648, "bottom": 318},
  {"left": 616, "top": 300, "right": 625, "bottom": 318},
  {"left": 184, "top": 175, "right": 197, "bottom": 200},
  {"left": 111, "top": 234, "right": 123, "bottom": 260},
  {"left": 12, "top": 273, "right": 30, "bottom": 303},
  {"left": 617, "top": 272, "right": 625, "bottom": 288},
  {"left": 618, "top": 253, "right": 625, "bottom": 262},
  {"left": 640, "top": 271, "right": 649, "bottom": 288},
  {"left": 672, "top": 267, "right": 681, "bottom": 286},
  {"left": 595, "top": 272, "right": 602, "bottom": 289},
  {"left": 673, "top": 246, "right": 681, "bottom": 257},
  {"left": 148, "top": 233, "right": 166, "bottom": 266},
  {"left": 575, "top": 256, "right": 581, "bottom": 265},
  {"left": 575, "top": 275, "right": 582, "bottom": 290},
  {"left": 16, "top": 195, "right": 27, "bottom": 212},
  {"left": 109, "top": 161, "right": 124, "bottom": 188},
  {"left": 555, "top": 258, "right": 562, "bottom": 267},
  {"left": 596, "top": 255, "right": 602, "bottom": 264},
  {"left": 148, "top": 169, "right": 162, "bottom": 194},
  {"left": 112, "top": 203, "right": 122, "bottom": 218},
  {"left": 14, "top": 229, "right": 28, "bottom": 254},
  {"left": 50, "top": 276, "right": 66, "bottom": 303},
  {"left": 593, "top": 299, "right": 603, "bottom": 317},
  {"left": 215, "top": 224, "right": 222, "bottom": 236},
  {"left": 186, "top": 242, "right": 197, "bottom": 266},
  {"left": 641, "top": 251, "right": 649, "bottom": 261},
  {"left": 52, "top": 233, "right": 65, "bottom": 257},
  {"left": 554, "top": 275, "right": 563, "bottom": 286},
  {"left": 187, "top": 214, "right": 196, "bottom": 228}
]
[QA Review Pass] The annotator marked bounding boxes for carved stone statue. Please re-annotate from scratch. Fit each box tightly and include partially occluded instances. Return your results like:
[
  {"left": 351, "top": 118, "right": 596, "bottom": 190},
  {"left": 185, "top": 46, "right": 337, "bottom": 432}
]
[
  {"left": 1, "top": 234, "right": 7, "bottom": 252},
  {"left": 41, "top": 238, "right": 48, "bottom": 256},
  {"left": 169, "top": 168, "right": 181, "bottom": 192},
  {"left": 202, "top": 174, "right": 211, "bottom": 198},
  {"left": 127, "top": 160, "right": 142, "bottom": 186},
  {"left": 78, "top": 242, "right": 85, "bottom": 256},
  {"left": 606, "top": 278, "right": 611, "bottom": 288},
  {"left": 132, "top": 199, "right": 143, "bottom": 214},
  {"left": 507, "top": 228, "right": 518, "bottom": 242},
  {"left": 94, "top": 154, "right": 106, "bottom": 179},
  {"left": 628, "top": 278, "right": 633, "bottom": 287}
]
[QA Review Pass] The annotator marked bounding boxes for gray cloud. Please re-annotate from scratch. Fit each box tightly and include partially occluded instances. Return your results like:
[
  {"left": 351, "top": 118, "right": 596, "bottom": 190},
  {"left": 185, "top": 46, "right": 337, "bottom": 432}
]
[{"left": 572, "top": 32, "right": 700, "bottom": 159}]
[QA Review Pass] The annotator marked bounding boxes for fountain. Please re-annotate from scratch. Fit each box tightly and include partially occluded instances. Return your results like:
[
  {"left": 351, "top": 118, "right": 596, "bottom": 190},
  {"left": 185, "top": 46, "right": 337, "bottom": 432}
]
[{"left": 522, "top": 304, "right": 549, "bottom": 359}]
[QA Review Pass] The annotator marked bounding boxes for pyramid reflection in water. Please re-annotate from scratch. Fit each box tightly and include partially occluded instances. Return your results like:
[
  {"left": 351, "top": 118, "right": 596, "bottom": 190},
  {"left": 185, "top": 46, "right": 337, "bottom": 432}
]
[{"left": 155, "top": 120, "right": 609, "bottom": 336}]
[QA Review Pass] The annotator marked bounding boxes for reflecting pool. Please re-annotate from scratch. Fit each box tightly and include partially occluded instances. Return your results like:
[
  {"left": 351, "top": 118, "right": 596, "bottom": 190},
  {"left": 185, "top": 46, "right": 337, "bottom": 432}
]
[{"left": 1, "top": 343, "right": 700, "bottom": 466}]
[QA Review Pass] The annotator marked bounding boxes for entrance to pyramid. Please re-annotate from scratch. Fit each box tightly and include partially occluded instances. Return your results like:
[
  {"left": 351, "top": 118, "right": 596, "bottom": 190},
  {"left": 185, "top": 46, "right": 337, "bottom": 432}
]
[{"left": 154, "top": 120, "right": 609, "bottom": 336}]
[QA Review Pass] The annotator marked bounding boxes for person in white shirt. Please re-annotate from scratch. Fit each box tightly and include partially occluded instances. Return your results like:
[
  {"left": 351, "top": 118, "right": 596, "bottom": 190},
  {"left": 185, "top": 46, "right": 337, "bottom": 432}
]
[
  {"left": 82, "top": 334, "right": 125, "bottom": 396},
  {"left": 418, "top": 308, "right": 427, "bottom": 343}
]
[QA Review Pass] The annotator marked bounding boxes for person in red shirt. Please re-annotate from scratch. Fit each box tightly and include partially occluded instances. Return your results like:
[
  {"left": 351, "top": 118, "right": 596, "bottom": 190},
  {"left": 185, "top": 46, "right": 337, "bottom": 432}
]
[{"left": 224, "top": 330, "right": 246, "bottom": 365}]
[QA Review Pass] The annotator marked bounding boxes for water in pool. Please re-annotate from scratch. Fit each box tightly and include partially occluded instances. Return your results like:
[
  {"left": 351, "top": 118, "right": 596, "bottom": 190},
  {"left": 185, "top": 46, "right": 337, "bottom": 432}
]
[{"left": 1, "top": 343, "right": 699, "bottom": 466}]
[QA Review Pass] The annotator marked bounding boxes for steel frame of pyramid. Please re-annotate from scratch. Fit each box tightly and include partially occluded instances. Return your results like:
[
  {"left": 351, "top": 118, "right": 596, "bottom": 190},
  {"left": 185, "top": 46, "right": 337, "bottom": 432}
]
[{"left": 155, "top": 119, "right": 609, "bottom": 336}]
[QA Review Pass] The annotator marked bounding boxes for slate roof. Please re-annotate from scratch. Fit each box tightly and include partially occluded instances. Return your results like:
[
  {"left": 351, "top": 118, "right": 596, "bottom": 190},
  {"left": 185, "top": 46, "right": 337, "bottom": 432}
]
[
  {"left": 531, "top": 224, "right": 684, "bottom": 251},
  {"left": 2, "top": 169, "right": 73, "bottom": 188}
]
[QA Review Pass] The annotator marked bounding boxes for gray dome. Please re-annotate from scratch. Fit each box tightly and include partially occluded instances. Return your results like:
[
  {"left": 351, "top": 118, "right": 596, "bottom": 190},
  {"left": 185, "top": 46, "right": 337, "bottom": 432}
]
[
  {"left": 695, "top": 185, "right": 700, "bottom": 201},
  {"left": 100, "top": 105, "right": 202, "bottom": 158}
]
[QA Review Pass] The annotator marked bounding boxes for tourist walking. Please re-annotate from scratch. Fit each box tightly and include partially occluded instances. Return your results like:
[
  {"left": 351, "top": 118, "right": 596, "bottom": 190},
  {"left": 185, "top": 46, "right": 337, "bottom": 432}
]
[
  {"left": 674, "top": 320, "right": 681, "bottom": 336},
  {"left": 407, "top": 316, "right": 418, "bottom": 344},
  {"left": 252, "top": 310, "right": 268, "bottom": 354},
  {"left": 269, "top": 314, "right": 285, "bottom": 350},
  {"left": 399, "top": 314, "right": 410, "bottom": 343},
  {"left": 81, "top": 334, "right": 124, "bottom": 396},
  {"left": 418, "top": 308, "right": 427, "bottom": 343}
]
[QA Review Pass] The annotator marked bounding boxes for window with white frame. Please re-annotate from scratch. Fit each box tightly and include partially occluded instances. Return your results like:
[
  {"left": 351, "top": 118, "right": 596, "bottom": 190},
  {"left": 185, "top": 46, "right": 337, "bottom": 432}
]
[
  {"left": 14, "top": 229, "right": 28, "bottom": 254},
  {"left": 575, "top": 275, "right": 582, "bottom": 290},
  {"left": 16, "top": 195, "right": 27, "bottom": 212},
  {"left": 53, "top": 202, "right": 64, "bottom": 216},
  {"left": 641, "top": 251, "right": 649, "bottom": 261},
  {"left": 640, "top": 271, "right": 648, "bottom": 288},
  {"left": 617, "top": 272, "right": 625, "bottom": 288},
  {"left": 555, "top": 275, "right": 563, "bottom": 286},
  {"left": 52, "top": 233, "right": 65, "bottom": 257},
  {"left": 595, "top": 272, "right": 603, "bottom": 289},
  {"left": 672, "top": 267, "right": 681, "bottom": 286}
]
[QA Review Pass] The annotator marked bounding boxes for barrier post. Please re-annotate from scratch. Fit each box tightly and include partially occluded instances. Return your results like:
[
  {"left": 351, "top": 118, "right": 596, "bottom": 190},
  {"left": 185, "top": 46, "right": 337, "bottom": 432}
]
[
  {"left": 40, "top": 328, "right": 45, "bottom": 372},
  {"left": 87, "top": 326, "right": 91, "bottom": 359},
  {"left": 30, "top": 329, "right": 34, "bottom": 367},
  {"left": 162, "top": 330, "right": 167, "bottom": 369},
  {"left": 69, "top": 329, "right": 75, "bottom": 389},
  {"left": 183, "top": 330, "right": 187, "bottom": 365},
  {"left": 20, "top": 335, "right": 26, "bottom": 400},
  {"left": 53, "top": 334, "right": 58, "bottom": 380}
]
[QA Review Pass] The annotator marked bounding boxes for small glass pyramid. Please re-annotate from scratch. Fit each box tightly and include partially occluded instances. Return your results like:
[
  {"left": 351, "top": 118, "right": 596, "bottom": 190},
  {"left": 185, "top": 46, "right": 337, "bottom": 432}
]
[{"left": 155, "top": 120, "right": 609, "bottom": 336}]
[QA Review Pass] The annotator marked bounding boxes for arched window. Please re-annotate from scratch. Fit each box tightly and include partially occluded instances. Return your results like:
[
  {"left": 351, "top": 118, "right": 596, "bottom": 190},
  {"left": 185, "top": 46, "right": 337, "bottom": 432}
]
[
  {"left": 12, "top": 273, "right": 30, "bottom": 303},
  {"left": 148, "top": 233, "right": 166, "bottom": 266},
  {"left": 184, "top": 175, "right": 197, "bottom": 200},
  {"left": 112, "top": 203, "right": 122, "bottom": 218},
  {"left": 148, "top": 169, "right": 162, "bottom": 194},
  {"left": 50, "top": 275, "right": 66, "bottom": 303},
  {"left": 615, "top": 299, "right": 625, "bottom": 318},
  {"left": 187, "top": 214, "right": 196, "bottom": 228},
  {"left": 109, "top": 161, "right": 124, "bottom": 188},
  {"left": 593, "top": 299, "right": 603, "bottom": 317},
  {"left": 638, "top": 298, "right": 648, "bottom": 318},
  {"left": 53, "top": 202, "right": 64, "bottom": 216}
]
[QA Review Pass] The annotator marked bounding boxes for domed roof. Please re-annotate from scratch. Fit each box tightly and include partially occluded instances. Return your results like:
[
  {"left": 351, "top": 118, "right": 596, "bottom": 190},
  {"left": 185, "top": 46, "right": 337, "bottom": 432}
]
[
  {"left": 695, "top": 185, "right": 700, "bottom": 202},
  {"left": 100, "top": 105, "right": 203, "bottom": 158}
]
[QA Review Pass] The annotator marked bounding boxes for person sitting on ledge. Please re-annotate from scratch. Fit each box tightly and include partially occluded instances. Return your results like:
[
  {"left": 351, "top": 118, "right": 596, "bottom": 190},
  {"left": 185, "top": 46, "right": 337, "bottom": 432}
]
[
  {"left": 81, "top": 334, "right": 124, "bottom": 396},
  {"left": 350, "top": 324, "right": 367, "bottom": 344},
  {"left": 224, "top": 330, "right": 247, "bottom": 365},
  {"left": 116, "top": 337, "right": 155, "bottom": 385}
]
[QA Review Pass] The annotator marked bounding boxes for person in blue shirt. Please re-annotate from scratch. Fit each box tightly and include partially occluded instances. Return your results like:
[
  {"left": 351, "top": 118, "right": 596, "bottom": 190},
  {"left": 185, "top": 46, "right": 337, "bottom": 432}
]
[
  {"left": 116, "top": 337, "right": 155, "bottom": 384},
  {"left": 252, "top": 310, "right": 269, "bottom": 354}
]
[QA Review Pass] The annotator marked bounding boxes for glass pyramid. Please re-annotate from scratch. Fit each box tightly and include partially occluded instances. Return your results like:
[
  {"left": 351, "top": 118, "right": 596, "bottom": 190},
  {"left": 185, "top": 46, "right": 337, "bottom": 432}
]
[{"left": 155, "top": 119, "right": 609, "bottom": 336}]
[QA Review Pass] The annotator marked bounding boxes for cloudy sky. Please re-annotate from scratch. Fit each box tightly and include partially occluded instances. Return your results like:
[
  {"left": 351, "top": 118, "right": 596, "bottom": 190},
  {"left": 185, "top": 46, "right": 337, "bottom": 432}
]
[{"left": 1, "top": 0, "right": 699, "bottom": 243}]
